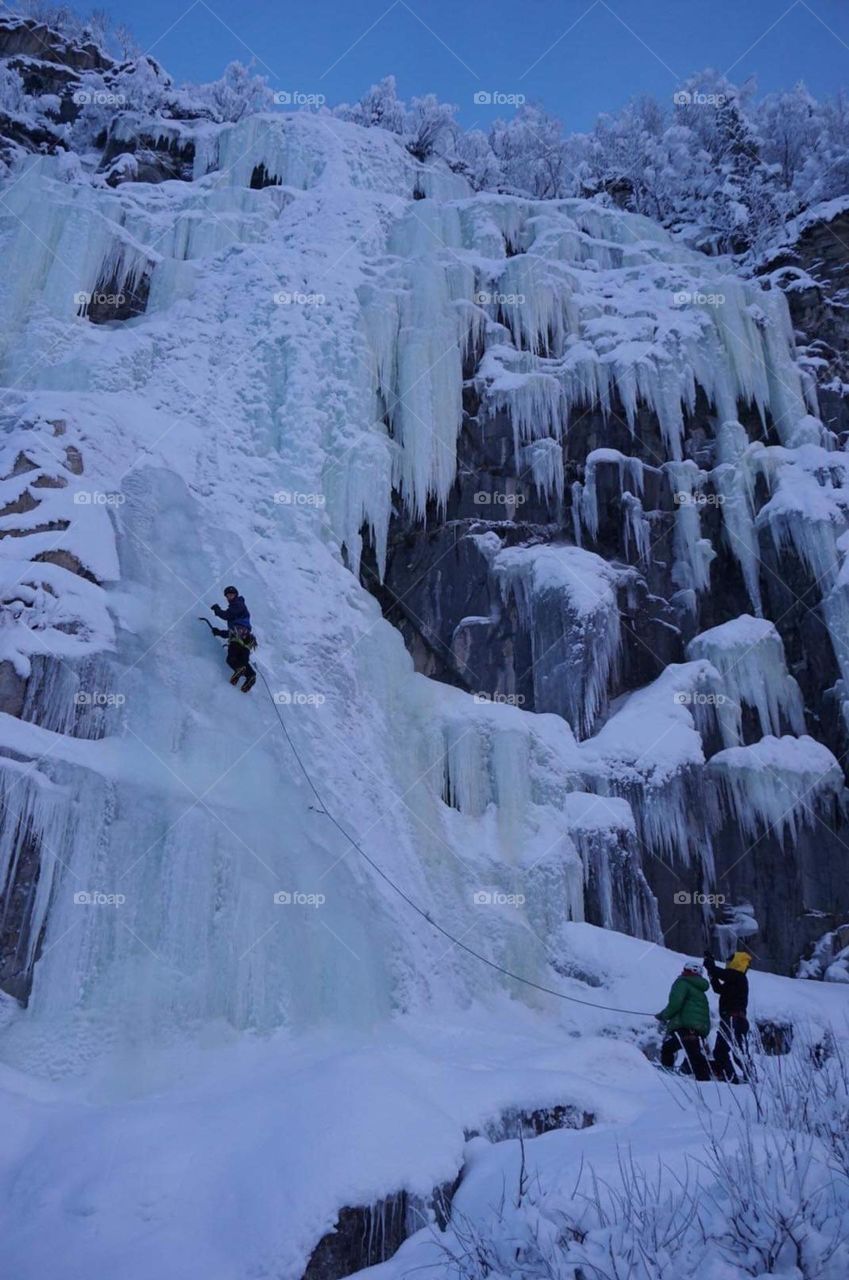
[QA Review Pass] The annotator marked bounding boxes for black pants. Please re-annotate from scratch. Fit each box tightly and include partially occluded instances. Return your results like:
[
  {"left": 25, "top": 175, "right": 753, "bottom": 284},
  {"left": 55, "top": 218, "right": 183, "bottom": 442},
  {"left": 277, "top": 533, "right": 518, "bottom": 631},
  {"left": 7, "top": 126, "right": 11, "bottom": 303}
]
[
  {"left": 713, "top": 1015, "right": 749, "bottom": 1082},
  {"left": 660, "top": 1030, "right": 711, "bottom": 1081},
  {"left": 226, "top": 641, "right": 255, "bottom": 680}
]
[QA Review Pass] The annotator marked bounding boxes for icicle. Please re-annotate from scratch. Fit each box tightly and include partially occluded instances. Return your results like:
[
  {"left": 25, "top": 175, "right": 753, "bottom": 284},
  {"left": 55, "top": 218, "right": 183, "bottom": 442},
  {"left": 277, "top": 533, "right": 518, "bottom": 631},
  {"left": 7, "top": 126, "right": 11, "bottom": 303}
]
[
  {"left": 714, "top": 420, "right": 763, "bottom": 615},
  {"left": 708, "top": 735, "right": 844, "bottom": 845},
  {"left": 493, "top": 544, "right": 622, "bottom": 737},
  {"left": 622, "top": 493, "right": 651, "bottom": 565},
  {"left": 520, "top": 438, "right": 564, "bottom": 508},
  {"left": 687, "top": 615, "right": 805, "bottom": 748},
  {"left": 666, "top": 460, "right": 716, "bottom": 594}
]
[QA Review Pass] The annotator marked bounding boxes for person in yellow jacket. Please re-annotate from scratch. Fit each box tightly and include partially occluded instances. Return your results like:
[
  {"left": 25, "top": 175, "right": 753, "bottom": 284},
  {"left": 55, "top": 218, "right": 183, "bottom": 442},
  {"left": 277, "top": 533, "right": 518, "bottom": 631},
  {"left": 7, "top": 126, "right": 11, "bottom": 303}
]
[{"left": 705, "top": 950, "right": 751, "bottom": 1082}]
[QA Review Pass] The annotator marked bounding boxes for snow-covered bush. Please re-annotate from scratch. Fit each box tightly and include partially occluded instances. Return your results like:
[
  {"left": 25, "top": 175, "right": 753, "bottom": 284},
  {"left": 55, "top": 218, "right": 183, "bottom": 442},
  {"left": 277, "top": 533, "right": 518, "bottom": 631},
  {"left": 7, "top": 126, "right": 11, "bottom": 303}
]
[
  {"left": 335, "top": 74, "right": 406, "bottom": 135},
  {"left": 404, "top": 92, "right": 457, "bottom": 161},
  {"left": 335, "top": 76, "right": 457, "bottom": 161},
  {"left": 434, "top": 1037, "right": 849, "bottom": 1280},
  {"left": 189, "top": 60, "right": 275, "bottom": 123},
  {"left": 489, "top": 105, "right": 570, "bottom": 198}
]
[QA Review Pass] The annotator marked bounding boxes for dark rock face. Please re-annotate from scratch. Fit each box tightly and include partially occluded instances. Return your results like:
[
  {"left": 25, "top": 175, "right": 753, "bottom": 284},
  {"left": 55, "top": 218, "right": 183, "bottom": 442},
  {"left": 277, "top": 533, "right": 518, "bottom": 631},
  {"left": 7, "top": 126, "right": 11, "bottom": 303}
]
[
  {"left": 301, "top": 1102, "right": 593, "bottom": 1279},
  {"left": 0, "top": 417, "right": 112, "bottom": 1004},
  {"left": 303, "top": 1194, "right": 417, "bottom": 1280},
  {"left": 100, "top": 125, "right": 197, "bottom": 184},
  {"left": 80, "top": 271, "right": 150, "bottom": 324},
  {"left": 0, "top": 17, "right": 113, "bottom": 73},
  {"left": 764, "top": 209, "right": 849, "bottom": 436}
]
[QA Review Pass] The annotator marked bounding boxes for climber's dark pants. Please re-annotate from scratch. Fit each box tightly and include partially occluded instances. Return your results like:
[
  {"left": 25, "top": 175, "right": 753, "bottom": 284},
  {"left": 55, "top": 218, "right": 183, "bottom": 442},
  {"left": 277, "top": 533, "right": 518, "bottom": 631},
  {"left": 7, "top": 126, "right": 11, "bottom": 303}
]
[
  {"left": 713, "top": 1015, "right": 750, "bottom": 1082},
  {"left": 660, "top": 1030, "right": 711, "bottom": 1081},
  {"left": 226, "top": 641, "right": 255, "bottom": 679}
]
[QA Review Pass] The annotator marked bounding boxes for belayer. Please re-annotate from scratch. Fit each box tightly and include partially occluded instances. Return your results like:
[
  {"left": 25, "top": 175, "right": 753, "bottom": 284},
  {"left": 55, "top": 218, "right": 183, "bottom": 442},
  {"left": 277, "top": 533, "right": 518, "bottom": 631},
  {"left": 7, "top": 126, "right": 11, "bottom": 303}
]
[
  {"left": 209, "top": 586, "right": 257, "bottom": 693},
  {"left": 656, "top": 960, "right": 712, "bottom": 1081},
  {"left": 705, "top": 950, "right": 751, "bottom": 1082}
]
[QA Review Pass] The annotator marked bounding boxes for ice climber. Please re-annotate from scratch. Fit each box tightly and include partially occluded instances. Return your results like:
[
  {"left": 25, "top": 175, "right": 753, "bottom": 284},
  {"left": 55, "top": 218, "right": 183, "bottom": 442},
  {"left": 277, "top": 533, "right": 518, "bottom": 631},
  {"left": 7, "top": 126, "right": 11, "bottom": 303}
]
[
  {"left": 705, "top": 950, "right": 751, "bottom": 1082},
  {"left": 210, "top": 586, "right": 257, "bottom": 693},
  {"left": 656, "top": 961, "right": 712, "bottom": 1081}
]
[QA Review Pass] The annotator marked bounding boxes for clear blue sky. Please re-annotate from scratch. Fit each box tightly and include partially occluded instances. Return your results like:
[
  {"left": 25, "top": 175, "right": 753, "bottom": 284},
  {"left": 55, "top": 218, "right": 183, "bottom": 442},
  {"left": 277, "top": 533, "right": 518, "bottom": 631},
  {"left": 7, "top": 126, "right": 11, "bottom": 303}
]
[{"left": 88, "top": 0, "right": 849, "bottom": 129}]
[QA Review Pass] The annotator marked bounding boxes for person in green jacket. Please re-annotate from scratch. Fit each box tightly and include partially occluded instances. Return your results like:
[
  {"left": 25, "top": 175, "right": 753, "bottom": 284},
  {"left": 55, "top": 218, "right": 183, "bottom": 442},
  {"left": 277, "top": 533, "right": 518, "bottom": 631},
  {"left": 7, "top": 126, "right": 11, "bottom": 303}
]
[{"left": 657, "top": 961, "right": 712, "bottom": 1080}]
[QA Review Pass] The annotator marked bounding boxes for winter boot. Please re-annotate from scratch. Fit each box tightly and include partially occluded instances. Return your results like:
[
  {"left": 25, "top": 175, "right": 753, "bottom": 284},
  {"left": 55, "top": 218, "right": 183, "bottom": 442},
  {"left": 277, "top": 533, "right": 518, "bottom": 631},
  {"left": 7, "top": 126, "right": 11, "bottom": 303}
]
[
  {"left": 241, "top": 671, "right": 256, "bottom": 693},
  {"left": 229, "top": 668, "right": 246, "bottom": 686}
]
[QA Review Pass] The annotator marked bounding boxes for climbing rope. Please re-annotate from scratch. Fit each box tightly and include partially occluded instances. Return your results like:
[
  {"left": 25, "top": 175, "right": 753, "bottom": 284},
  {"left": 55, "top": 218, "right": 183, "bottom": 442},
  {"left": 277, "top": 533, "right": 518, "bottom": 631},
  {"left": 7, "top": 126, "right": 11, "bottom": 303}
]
[{"left": 255, "top": 665, "right": 656, "bottom": 1019}]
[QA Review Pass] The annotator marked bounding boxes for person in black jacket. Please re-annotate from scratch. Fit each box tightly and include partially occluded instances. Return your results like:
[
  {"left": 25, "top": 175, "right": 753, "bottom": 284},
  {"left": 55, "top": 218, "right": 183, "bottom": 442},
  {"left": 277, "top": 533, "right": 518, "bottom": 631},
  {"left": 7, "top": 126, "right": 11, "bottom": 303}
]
[
  {"left": 705, "top": 950, "right": 751, "bottom": 1082},
  {"left": 210, "top": 586, "right": 257, "bottom": 692}
]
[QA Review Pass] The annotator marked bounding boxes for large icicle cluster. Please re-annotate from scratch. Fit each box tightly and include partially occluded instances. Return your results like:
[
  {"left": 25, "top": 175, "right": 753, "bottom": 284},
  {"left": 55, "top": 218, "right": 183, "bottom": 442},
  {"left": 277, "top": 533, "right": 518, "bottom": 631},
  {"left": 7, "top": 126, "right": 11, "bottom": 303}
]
[
  {"left": 708, "top": 735, "right": 844, "bottom": 845},
  {"left": 687, "top": 615, "right": 805, "bottom": 748},
  {"left": 491, "top": 543, "right": 623, "bottom": 736}
]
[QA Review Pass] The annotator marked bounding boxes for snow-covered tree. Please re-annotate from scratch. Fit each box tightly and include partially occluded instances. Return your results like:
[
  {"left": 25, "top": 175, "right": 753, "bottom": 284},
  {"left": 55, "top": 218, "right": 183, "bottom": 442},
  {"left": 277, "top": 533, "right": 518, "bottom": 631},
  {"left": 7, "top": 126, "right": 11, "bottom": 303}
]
[
  {"left": 191, "top": 61, "right": 275, "bottom": 124},
  {"left": 335, "top": 75, "right": 406, "bottom": 135},
  {"left": 404, "top": 92, "right": 457, "bottom": 161},
  {"left": 455, "top": 127, "right": 503, "bottom": 191},
  {"left": 490, "top": 105, "right": 569, "bottom": 198}
]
